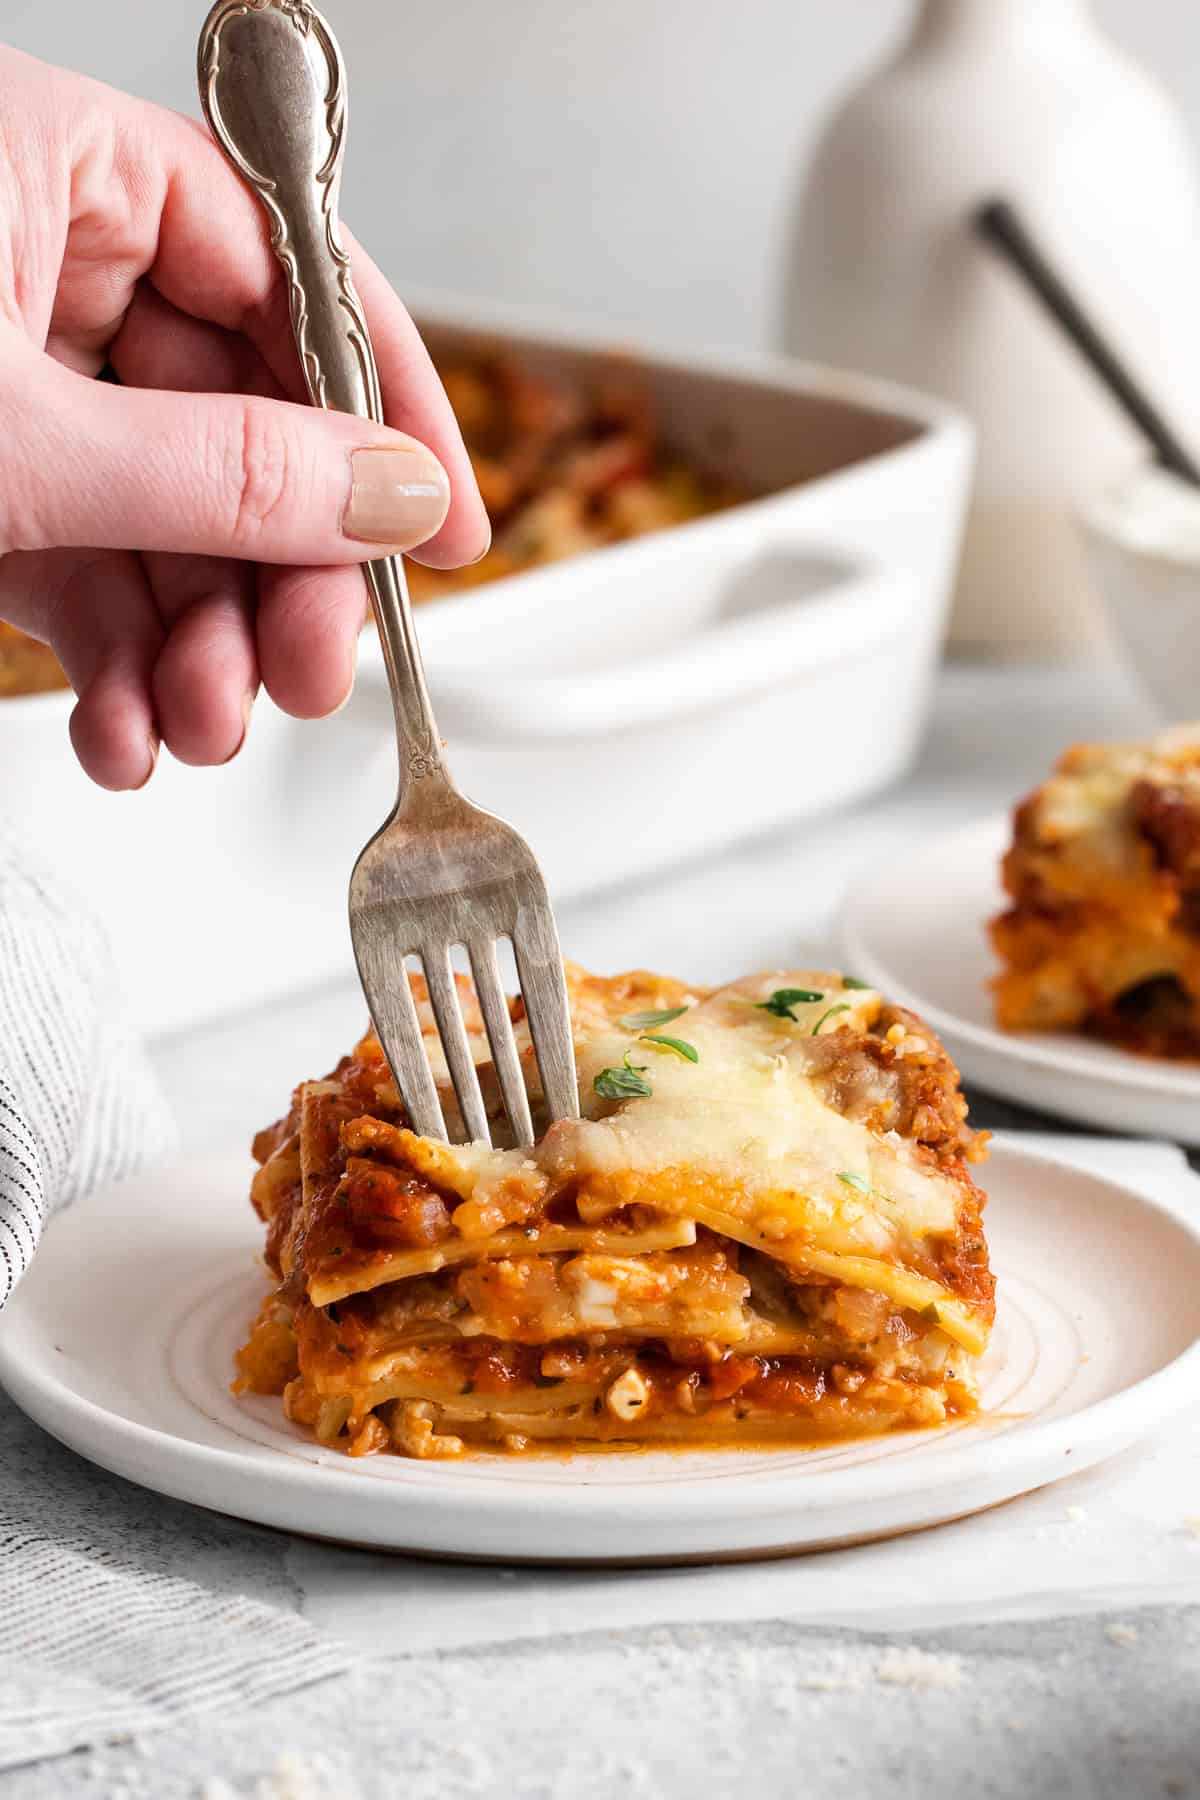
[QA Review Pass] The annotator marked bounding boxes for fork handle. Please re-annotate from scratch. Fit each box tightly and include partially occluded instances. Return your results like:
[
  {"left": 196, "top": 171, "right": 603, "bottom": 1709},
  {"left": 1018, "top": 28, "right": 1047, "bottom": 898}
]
[{"left": 198, "top": 0, "right": 451, "bottom": 800}]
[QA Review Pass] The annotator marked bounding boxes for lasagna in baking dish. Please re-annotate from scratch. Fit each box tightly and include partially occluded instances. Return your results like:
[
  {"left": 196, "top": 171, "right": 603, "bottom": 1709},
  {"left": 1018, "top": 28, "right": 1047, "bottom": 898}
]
[
  {"left": 992, "top": 726, "right": 1200, "bottom": 1057},
  {"left": 0, "top": 622, "right": 67, "bottom": 698},
  {"left": 405, "top": 352, "right": 740, "bottom": 603},
  {"left": 236, "top": 966, "right": 993, "bottom": 1458}
]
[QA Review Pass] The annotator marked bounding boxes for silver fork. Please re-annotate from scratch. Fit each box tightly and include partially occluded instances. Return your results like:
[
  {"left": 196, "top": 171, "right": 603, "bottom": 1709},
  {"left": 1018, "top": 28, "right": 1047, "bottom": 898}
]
[{"left": 198, "top": 0, "right": 579, "bottom": 1147}]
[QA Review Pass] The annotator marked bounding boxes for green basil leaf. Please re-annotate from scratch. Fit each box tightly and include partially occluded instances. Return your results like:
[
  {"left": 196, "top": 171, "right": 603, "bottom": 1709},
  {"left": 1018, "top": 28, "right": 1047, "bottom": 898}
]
[
  {"left": 841, "top": 976, "right": 872, "bottom": 991},
  {"left": 639, "top": 1034, "right": 700, "bottom": 1063},
  {"left": 593, "top": 1064, "right": 653, "bottom": 1100},
  {"left": 756, "top": 987, "right": 825, "bottom": 1020},
  {"left": 812, "top": 1003, "right": 852, "bottom": 1036},
  {"left": 837, "top": 1170, "right": 870, "bottom": 1192},
  {"left": 617, "top": 1006, "right": 688, "bottom": 1030}
]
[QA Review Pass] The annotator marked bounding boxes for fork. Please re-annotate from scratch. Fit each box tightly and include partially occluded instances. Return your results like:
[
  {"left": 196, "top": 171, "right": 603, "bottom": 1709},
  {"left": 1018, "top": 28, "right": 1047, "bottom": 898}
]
[{"left": 198, "top": 0, "right": 579, "bottom": 1147}]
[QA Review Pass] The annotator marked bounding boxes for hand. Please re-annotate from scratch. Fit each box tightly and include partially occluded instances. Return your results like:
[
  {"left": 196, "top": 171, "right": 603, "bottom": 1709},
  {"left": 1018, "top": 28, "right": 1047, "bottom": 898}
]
[{"left": 0, "top": 48, "right": 490, "bottom": 789}]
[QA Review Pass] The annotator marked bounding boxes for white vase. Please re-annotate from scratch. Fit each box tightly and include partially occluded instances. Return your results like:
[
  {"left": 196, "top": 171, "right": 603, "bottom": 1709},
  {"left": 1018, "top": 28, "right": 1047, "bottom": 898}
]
[{"left": 780, "top": 0, "right": 1200, "bottom": 651}]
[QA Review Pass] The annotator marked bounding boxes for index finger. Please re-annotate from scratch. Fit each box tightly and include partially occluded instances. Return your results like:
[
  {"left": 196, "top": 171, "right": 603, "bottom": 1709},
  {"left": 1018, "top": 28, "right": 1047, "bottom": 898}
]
[{"left": 122, "top": 100, "right": 489, "bottom": 568}]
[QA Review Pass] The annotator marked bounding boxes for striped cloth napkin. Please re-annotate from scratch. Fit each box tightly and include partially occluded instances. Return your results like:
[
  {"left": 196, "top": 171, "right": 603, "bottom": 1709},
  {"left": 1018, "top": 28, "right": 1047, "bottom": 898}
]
[
  {"left": 0, "top": 830, "right": 174, "bottom": 1309},
  {"left": 0, "top": 1511, "right": 356, "bottom": 1772},
  {"left": 0, "top": 829, "right": 360, "bottom": 1771}
]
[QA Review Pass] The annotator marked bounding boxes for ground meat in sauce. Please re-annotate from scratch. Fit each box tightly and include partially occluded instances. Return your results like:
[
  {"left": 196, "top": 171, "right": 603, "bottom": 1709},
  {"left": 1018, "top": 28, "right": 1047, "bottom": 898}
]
[
  {"left": 802, "top": 1005, "right": 979, "bottom": 1167},
  {"left": 1131, "top": 778, "right": 1200, "bottom": 884},
  {"left": 338, "top": 1159, "right": 453, "bottom": 1249}
]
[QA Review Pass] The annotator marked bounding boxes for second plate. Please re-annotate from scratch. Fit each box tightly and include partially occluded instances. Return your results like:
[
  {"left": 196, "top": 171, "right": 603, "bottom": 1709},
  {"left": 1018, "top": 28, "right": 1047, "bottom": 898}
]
[{"left": 840, "top": 813, "right": 1200, "bottom": 1143}]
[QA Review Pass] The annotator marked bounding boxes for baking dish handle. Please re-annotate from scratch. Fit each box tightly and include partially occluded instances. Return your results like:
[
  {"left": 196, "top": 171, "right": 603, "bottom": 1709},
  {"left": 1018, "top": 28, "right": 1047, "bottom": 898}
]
[{"left": 350, "top": 555, "right": 908, "bottom": 743}]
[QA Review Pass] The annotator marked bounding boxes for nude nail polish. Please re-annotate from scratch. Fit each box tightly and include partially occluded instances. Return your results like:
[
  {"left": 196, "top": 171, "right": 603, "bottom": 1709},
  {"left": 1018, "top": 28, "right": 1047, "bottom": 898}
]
[
  {"left": 134, "top": 732, "right": 160, "bottom": 791},
  {"left": 221, "top": 690, "right": 256, "bottom": 765},
  {"left": 344, "top": 447, "right": 450, "bottom": 549},
  {"left": 331, "top": 638, "right": 359, "bottom": 716}
]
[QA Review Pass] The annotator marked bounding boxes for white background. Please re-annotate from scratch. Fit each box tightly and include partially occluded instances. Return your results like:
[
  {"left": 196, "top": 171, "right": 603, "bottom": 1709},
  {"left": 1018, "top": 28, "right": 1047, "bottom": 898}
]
[{"left": 7, "top": 0, "right": 1200, "bottom": 354}]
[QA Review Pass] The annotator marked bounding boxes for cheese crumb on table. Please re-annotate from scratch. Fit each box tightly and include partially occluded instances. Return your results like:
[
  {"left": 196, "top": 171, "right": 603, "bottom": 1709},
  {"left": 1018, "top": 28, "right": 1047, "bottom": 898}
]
[
  {"left": 874, "top": 1646, "right": 966, "bottom": 1691},
  {"left": 198, "top": 1752, "right": 358, "bottom": 1800}
]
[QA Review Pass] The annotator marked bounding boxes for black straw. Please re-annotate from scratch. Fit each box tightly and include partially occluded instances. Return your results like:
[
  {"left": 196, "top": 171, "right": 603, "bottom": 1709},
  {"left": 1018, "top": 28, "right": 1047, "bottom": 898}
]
[{"left": 974, "top": 198, "right": 1200, "bottom": 489}]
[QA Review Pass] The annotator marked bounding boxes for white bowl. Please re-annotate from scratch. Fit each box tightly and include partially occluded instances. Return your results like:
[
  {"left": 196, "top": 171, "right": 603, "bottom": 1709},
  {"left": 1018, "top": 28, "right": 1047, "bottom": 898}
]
[
  {"left": 0, "top": 294, "right": 973, "bottom": 1035},
  {"left": 1080, "top": 461, "right": 1200, "bottom": 722}
]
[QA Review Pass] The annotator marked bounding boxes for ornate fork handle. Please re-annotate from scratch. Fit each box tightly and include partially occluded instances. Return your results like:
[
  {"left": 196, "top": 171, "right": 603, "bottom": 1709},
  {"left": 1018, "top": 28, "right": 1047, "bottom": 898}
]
[{"left": 198, "top": 0, "right": 449, "bottom": 798}]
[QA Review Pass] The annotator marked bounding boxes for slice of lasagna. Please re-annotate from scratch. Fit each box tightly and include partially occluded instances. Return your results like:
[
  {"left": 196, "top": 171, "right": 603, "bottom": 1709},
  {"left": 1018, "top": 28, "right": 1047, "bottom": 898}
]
[
  {"left": 992, "top": 725, "right": 1200, "bottom": 1056},
  {"left": 235, "top": 966, "right": 993, "bottom": 1458}
]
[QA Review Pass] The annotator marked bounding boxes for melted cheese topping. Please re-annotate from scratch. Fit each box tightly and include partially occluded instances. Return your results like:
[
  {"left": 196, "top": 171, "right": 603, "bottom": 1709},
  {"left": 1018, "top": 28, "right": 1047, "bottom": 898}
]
[
  {"left": 1036, "top": 726, "right": 1200, "bottom": 852},
  {"left": 561, "top": 975, "right": 957, "bottom": 1243},
  {"left": 390, "top": 972, "right": 982, "bottom": 1347}
]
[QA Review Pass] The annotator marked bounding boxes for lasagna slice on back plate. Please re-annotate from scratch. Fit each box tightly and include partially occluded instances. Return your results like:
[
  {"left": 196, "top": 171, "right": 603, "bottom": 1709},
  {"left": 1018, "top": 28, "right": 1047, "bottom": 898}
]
[
  {"left": 992, "top": 725, "right": 1200, "bottom": 1057},
  {"left": 236, "top": 966, "right": 994, "bottom": 1458}
]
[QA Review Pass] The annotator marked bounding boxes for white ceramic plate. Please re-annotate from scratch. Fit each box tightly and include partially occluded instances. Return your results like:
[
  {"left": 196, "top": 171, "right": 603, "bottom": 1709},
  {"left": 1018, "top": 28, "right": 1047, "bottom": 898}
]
[
  {"left": 840, "top": 813, "right": 1200, "bottom": 1145},
  {"left": 2, "top": 1142, "right": 1198, "bottom": 1564}
]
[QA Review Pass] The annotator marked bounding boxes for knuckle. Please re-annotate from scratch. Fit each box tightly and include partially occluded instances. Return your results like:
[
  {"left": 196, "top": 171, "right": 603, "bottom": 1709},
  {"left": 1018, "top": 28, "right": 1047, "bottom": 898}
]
[
  {"left": 0, "top": 396, "right": 56, "bottom": 558},
  {"left": 2, "top": 448, "right": 91, "bottom": 554},
  {"left": 222, "top": 400, "right": 294, "bottom": 552},
  {"left": 0, "top": 489, "right": 44, "bottom": 557},
  {"left": 43, "top": 552, "right": 110, "bottom": 644}
]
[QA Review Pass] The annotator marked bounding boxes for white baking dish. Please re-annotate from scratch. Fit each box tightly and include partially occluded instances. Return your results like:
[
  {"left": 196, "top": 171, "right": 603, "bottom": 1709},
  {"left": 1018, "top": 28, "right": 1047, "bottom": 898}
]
[{"left": 0, "top": 296, "right": 973, "bottom": 1035}]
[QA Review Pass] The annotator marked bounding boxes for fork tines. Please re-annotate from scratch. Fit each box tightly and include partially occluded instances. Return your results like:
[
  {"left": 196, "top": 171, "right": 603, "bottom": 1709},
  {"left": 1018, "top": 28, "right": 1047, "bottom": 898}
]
[{"left": 351, "top": 881, "right": 579, "bottom": 1151}]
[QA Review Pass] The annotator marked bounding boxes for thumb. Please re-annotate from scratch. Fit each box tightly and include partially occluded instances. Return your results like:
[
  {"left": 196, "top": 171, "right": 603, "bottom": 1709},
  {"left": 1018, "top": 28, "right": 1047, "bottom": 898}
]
[{"left": 2, "top": 347, "right": 452, "bottom": 564}]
